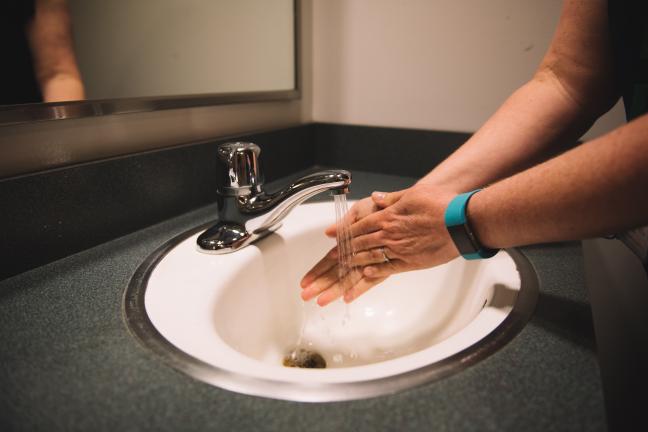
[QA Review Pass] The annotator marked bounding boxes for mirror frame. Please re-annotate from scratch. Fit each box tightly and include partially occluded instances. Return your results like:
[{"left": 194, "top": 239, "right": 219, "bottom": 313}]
[{"left": 0, "top": 0, "right": 300, "bottom": 127}]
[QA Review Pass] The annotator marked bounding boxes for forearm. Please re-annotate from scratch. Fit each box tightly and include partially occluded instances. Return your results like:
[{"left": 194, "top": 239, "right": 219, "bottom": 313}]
[
  {"left": 28, "top": 0, "right": 85, "bottom": 102},
  {"left": 419, "top": 75, "right": 606, "bottom": 193},
  {"left": 421, "top": 0, "right": 617, "bottom": 193},
  {"left": 469, "top": 114, "right": 648, "bottom": 248}
]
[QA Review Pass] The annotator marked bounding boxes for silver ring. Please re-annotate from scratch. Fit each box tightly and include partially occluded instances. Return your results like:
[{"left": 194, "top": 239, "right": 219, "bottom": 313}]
[{"left": 380, "top": 247, "right": 390, "bottom": 263}]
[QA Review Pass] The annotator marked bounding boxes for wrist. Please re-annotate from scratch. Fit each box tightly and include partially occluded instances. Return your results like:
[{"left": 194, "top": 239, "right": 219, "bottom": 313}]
[
  {"left": 444, "top": 190, "right": 499, "bottom": 260},
  {"left": 417, "top": 176, "right": 472, "bottom": 194},
  {"left": 465, "top": 189, "right": 497, "bottom": 250}
]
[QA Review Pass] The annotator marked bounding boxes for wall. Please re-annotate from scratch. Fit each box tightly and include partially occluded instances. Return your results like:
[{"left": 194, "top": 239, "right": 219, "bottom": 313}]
[{"left": 311, "top": 0, "right": 626, "bottom": 139}]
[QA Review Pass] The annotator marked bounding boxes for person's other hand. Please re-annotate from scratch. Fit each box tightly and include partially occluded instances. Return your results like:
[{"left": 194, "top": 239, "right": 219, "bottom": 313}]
[
  {"left": 300, "top": 193, "right": 397, "bottom": 306},
  {"left": 301, "top": 184, "right": 460, "bottom": 305},
  {"left": 350, "top": 184, "right": 459, "bottom": 289}
]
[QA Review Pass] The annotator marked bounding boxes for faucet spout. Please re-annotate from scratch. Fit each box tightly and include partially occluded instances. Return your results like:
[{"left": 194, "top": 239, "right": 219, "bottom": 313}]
[
  {"left": 196, "top": 142, "right": 351, "bottom": 254},
  {"left": 244, "top": 170, "right": 350, "bottom": 234}
]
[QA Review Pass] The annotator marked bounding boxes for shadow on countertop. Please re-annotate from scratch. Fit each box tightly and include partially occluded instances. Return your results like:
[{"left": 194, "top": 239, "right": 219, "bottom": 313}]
[{"left": 532, "top": 292, "right": 596, "bottom": 353}]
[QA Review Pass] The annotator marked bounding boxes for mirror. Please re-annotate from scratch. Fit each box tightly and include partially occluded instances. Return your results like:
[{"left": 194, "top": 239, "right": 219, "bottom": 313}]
[{"left": 0, "top": 0, "right": 297, "bottom": 125}]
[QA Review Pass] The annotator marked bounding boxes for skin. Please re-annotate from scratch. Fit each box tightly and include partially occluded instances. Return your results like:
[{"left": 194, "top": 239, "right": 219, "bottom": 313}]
[
  {"left": 301, "top": 0, "right": 648, "bottom": 306},
  {"left": 27, "top": 0, "right": 85, "bottom": 102}
]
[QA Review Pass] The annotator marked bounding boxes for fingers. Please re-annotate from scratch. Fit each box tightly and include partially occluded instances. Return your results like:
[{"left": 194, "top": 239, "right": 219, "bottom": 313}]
[
  {"left": 304, "top": 268, "right": 385, "bottom": 306},
  {"left": 301, "top": 263, "right": 339, "bottom": 301},
  {"left": 324, "top": 203, "right": 358, "bottom": 237},
  {"left": 362, "top": 259, "right": 407, "bottom": 279},
  {"left": 350, "top": 230, "right": 384, "bottom": 253},
  {"left": 303, "top": 190, "right": 410, "bottom": 306},
  {"left": 314, "top": 284, "right": 345, "bottom": 306},
  {"left": 371, "top": 189, "right": 406, "bottom": 208},
  {"left": 350, "top": 247, "right": 391, "bottom": 267},
  {"left": 324, "top": 196, "right": 383, "bottom": 237},
  {"left": 323, "top": 198, "right": 365, "bottom": 237},
  {"left": 324, "top": 210, "right": 356, "bottom": 238},
  {"left": 324, "top": 224, "right": 337, "bottom": 238},
  {"left": 349, "top": 210, "right": 386, "bottom": 239},
  {"left": 343, "top": 275, "right": 387, "bottom": 303},
  {"left": 300, "top": 246, "right": 337, "bottom": 288},
  {"left": 302, "top": 267, "right": 364, "bottom": 306}
]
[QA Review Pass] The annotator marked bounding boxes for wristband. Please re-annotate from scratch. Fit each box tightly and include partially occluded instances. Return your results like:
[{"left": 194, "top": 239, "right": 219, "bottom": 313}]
[{"left": 444, "top": 189, "right": 499, "bottom": 260}]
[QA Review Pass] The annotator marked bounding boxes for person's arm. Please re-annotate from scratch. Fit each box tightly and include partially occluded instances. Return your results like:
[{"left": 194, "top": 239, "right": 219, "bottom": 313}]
[
  {"left": 351, "top": 112, "right": 648, "bottom": 280},
  {"left": 26, "top": 0, "right": 85, "bottom": 102},
  {"left": 469, "top": 114, "right": 648, "bottom": 249},
  {"left": 301, "top": 0, "right": 629, "bottom": 306},
  {"left": 419, "top": 0, "right": 619, "bottom": 192}
]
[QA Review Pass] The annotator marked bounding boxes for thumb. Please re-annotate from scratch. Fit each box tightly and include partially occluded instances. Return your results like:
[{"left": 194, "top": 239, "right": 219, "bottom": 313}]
[{"left": 371, "top": 189, "right": 405, "bottom": 208}]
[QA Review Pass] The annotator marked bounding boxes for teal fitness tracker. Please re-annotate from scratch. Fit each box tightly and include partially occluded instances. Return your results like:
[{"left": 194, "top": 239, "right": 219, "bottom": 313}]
[{"left": 444, "top": 189, "right": 499, "bottom": 260}]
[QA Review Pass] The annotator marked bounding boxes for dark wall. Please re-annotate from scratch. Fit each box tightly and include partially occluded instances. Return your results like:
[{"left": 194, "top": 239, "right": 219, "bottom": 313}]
[{"left": 0, "top": 125, "right": 317, "bottom": 280}]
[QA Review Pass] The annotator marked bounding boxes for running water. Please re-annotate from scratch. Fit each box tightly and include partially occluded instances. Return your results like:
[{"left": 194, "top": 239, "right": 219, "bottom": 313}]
[
  {"left": 285, "top": 300, "right": 327, "bottom": 368},
  {"left": 334, "top": 193, "right": 359, "bottom": 328},
  {"left": 334, "top": 194, "right": 357, "bottom": 296},
  {"left": 284, "top": 194, "right": 358, "bottom": 368}
]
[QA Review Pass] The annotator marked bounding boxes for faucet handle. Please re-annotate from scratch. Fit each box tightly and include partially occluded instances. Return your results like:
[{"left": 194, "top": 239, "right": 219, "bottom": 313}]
[{"left": 217, "top": 142, "right": 264, "bottom": 195}]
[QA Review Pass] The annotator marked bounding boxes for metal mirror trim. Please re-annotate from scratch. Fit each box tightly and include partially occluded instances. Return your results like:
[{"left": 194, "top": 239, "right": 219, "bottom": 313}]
[{"left": 0, "top": 1, "right": 300, "bottom": 127}]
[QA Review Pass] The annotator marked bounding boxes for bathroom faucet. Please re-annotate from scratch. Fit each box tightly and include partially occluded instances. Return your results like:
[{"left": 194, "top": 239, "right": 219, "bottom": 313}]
[{"left": 197, "top": 142, "right": 351, "bottom": 254}]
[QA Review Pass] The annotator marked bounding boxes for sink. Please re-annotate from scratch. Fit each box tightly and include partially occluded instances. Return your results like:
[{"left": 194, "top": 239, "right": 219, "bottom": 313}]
[{"left": 124, "top": 202, "right": 538, "bottom": 401}]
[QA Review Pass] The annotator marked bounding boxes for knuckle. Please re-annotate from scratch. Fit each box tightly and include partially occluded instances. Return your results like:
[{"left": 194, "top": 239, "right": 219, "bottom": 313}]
[
  {"left": 381, "top": 215, "right": 400, "bottom": 234},
  {"left": 355, "top": 238, "right": 369, "bottom": 252},
  {"left": 380, "top": 215, "right": 396, "bottom": 230},
  {"left": 377, "top": 231, "right": 390, "bottom": 243}
]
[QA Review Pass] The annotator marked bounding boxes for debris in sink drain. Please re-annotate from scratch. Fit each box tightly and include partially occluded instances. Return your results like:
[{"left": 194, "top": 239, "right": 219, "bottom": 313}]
[{"left": 283, "top": 348, "right": 327, "bottom": 368}]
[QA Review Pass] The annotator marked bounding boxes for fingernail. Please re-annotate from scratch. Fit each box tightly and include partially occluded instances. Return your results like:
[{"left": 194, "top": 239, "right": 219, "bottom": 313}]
[
  {"left": 364, "top": 266, "right": 376, "bottom": 276},
  {"left": 344, "top": 293, "right": 353, "bottom": 303},
  {"left": 317, "top": 297, "right": 329, "bottom": 307},
  {"left": 372, "top": 191, "right": 386, "bottom": 200}
]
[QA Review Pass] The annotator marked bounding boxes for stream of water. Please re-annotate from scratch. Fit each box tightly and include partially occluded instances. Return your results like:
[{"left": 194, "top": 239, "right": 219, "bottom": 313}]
[
  {"left": 285, "top": 194, "right": 358, "bottom": 368},
  {"left": 334, "top": 194, "right": 358, "bottom": 296}
]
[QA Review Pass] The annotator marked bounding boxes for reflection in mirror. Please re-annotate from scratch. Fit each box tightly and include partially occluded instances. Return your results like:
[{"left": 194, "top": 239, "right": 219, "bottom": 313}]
[
  {"left": 0, "top": 0, "right": 295, "bottom": 107},
  {"left": 1, "top": 0, "right": 86, "bottom": 105}
]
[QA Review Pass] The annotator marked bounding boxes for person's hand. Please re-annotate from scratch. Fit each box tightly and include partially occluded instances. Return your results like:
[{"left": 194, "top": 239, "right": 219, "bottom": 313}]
[
  {"left": 300, "top": 184, "right": 460, "bottom": 305},
  {"left": 350, "top": 183, "right": 459, "bottom": 283},
  {"left": 300, "top": 195, "right": 389, "bottom": 306}
]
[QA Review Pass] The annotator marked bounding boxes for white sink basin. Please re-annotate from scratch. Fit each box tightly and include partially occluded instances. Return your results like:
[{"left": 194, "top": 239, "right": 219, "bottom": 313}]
[{"left": 125, "top": 202, "right": 537, "bottom": 401}]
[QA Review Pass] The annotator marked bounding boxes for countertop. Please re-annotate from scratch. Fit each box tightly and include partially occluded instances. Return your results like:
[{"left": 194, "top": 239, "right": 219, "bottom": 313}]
[{"left": 0, "top": 170, "right": 605, "bottom": 431}]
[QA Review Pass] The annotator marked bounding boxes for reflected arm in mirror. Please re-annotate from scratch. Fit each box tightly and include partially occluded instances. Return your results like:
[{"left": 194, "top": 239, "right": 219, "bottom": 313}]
[{"left": 27, "top": 0, "right": 85, "bottom": 102}]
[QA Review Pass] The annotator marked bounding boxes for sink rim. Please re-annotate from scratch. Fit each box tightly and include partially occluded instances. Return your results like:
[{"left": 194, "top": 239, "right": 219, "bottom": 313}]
[{"left": 123, "top": 218, "right": 539, "bottom": 402}]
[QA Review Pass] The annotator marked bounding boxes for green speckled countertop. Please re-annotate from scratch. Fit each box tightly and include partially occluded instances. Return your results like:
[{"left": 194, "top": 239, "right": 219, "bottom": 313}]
[{"left": 0, "top": 171, "right": 605, "bottom": 431}]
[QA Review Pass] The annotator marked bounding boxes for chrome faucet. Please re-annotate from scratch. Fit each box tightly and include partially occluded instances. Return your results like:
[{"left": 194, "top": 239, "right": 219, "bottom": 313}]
[{"left": 197, "top": 142, "right": 351, "bottom": 254}]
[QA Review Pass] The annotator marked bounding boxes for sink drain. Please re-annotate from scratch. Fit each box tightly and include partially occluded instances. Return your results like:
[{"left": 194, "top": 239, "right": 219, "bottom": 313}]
[{"left": 283, "top": 348, "right": 327, "bottom": 369}]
